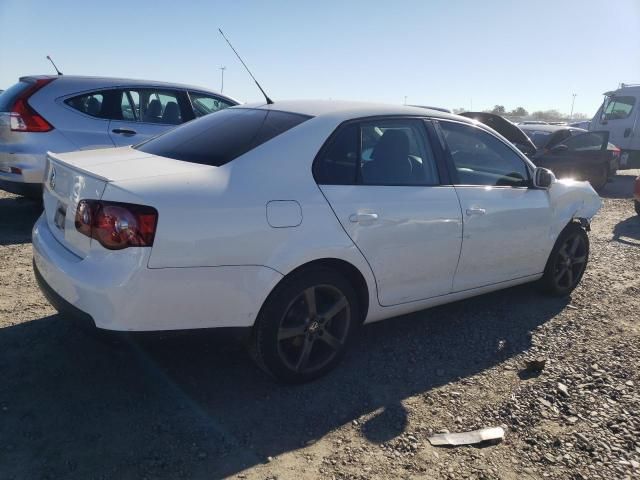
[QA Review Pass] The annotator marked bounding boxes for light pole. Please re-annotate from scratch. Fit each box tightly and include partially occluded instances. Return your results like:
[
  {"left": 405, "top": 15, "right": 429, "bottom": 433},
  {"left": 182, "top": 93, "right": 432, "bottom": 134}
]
[
  {"left": 570, "top": 93, "right": 577, "bottom": 120},
  {"left": 220, "top": 66, "right": 226, "bottom": 93}
]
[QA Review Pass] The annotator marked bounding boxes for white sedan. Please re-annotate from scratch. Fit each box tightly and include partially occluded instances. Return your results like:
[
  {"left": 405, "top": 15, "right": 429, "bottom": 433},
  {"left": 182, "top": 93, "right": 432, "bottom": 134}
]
[{"left": 32, "top": 101, "right": 602, "bottom": 383}]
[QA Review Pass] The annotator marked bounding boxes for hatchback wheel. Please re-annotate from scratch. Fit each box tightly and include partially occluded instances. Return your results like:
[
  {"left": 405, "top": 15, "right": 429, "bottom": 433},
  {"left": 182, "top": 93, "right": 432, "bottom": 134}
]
[
  {"left": 251, "top": 267, "right": 360, "bottom": 383},
  {"left": 540, "top": 223, "right": 589, "bottom": 296}
]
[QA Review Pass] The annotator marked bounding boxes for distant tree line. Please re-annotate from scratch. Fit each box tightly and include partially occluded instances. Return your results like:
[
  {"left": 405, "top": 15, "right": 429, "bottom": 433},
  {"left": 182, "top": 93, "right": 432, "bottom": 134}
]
[{"left": 452, "top": 105, "right": 589, "bottom": 121}]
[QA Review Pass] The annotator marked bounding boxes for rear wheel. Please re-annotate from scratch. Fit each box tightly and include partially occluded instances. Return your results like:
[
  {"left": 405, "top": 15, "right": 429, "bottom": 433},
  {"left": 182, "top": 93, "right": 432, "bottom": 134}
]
[
  {"left": 251, "top": 267, "right": 360, "bottom": 383},
  {"left": 539, "top": 223, "right": 589, "bottom": 296}
]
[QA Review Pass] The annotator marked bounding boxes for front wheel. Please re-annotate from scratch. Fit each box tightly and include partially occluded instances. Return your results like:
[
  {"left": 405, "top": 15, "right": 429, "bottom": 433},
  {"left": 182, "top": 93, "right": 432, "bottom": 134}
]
[
  {"left": 250, "top": 267, "right": 360, "bottom": 383},
  {"left": 539, "top": 223, "right": 590, "bottom": 296}
]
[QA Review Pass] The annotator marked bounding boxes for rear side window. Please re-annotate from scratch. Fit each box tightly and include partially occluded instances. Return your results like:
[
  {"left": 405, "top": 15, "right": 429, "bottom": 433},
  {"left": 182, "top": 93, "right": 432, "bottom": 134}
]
[
  {"left": 135, "top": 108, "right": 311, "bottom": 166},
  {"left": 66, "top": 92, "right": 106, "bottom": 117},
  {"left": 0, "top": 81, "right": 32, "bottom": 111}
]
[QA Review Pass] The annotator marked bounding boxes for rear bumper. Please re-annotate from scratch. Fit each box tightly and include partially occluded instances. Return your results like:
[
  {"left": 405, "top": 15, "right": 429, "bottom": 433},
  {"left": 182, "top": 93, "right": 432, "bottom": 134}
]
[
  {"left": 32, "top": 215, "right": 283, "bottom": 331},
  {"left": 0, "top": 151, "right": 47, "bottom": 184},
  {"left": 33, "top": 259, "right": 96, "bottom": 327}
]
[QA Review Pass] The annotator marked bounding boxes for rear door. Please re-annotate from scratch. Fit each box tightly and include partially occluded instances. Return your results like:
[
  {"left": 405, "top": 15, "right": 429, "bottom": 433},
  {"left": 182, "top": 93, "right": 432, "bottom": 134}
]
[
  {"left": 61, "top": 89, "right": 117, "bottom": 149},
  {"left": 436, "top": 120, "right": 552, "bottom": 292},
  {"left": 109, "top": 88, "right": 192, "bottom": 146},
  {"left": 315, "top": 118, "right": 463, "bottom": 306},
  {"left": 535, "top": 131, "right": 610, "bottom": 184}
]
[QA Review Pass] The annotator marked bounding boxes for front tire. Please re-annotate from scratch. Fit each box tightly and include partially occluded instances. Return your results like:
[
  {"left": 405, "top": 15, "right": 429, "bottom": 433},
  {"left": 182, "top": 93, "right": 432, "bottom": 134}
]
[
  {"left": 539, "top": 223, "right": 590, "bottom": 296},
  {"left": 250, "top": 267, "right": 360, "bottom": 384}
]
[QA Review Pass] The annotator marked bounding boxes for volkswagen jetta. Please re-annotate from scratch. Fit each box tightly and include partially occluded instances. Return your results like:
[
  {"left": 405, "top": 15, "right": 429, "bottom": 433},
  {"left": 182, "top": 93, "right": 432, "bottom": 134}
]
[{"left": 32, "top": 101, "right": 602, "bottom": 383}]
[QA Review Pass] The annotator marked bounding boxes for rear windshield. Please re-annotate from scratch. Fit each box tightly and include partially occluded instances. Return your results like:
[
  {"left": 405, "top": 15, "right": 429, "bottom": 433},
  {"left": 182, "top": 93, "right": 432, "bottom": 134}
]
[
  {"left": 135, "top": 108, "right": 311, "bottom": 166},
  {"left": 0, "top": 81, "right": 31, "bottom": 111}
]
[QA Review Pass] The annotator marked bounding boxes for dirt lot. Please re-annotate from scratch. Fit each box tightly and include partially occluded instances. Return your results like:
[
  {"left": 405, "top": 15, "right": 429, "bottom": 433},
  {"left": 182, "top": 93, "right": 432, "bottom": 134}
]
[{"left": 0, "top": 173, "right": 639, "bottom": 480}]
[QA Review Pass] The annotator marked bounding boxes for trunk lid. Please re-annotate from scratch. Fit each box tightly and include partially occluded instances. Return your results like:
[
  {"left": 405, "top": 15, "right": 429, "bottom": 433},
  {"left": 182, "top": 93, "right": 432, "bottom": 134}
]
[
  {"left": 43, "top": 146, "right": 212, "bottom": 257},
  {"left": 43, "top": 153, "right": 108, "bottom": 258}
]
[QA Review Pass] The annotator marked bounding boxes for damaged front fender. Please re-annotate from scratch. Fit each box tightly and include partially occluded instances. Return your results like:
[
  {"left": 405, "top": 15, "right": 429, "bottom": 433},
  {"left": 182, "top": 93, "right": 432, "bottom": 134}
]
[{"left": 548, "top": 178, "right": 602, "bottom": 236}]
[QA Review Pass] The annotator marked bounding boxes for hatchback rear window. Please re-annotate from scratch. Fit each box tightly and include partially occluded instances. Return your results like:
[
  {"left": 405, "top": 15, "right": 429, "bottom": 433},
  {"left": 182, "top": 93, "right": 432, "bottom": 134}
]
[
  {"left": 135, "top": 108, "right": 311, "bottom": 166},
  {"left": 0, "top": 81, "right": 32, "bottom": 111}
]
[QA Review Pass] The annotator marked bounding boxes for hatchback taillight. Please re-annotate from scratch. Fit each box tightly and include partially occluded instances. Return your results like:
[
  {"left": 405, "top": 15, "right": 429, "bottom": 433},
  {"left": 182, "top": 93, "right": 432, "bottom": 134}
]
[
  {"left": 9, "top": 78, "right": 55, "bottom": 132},
  {"left": 75, "top": 200, "right": 158, "bottom": 250}
]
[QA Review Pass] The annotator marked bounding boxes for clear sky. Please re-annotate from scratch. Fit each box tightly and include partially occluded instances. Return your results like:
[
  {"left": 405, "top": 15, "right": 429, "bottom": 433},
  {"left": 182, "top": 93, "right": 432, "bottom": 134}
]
[{"left": 1, "top": 0, "right": 639, "bottom": 116}]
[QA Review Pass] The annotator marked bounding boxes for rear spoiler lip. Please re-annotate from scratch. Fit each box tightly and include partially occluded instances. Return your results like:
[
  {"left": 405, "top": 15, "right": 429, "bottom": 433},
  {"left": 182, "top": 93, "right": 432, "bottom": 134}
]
[{"left": 46, "top": 151, "right": 111, "bottom": 182}]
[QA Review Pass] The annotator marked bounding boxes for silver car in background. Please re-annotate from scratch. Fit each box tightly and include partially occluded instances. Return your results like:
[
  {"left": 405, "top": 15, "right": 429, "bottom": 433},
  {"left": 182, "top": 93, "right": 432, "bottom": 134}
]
[{"left": 0, "top": 75, "right": 238, "bottom": 197}]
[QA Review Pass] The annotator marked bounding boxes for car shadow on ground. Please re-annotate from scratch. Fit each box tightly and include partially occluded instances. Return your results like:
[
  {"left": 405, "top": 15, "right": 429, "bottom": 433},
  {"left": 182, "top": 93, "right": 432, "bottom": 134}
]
[
  {"left": 0, "top": 284, "right": 568, "bottom": 479},
  {"left": 612, "top": 215, "right": 640, "bottom": 246},
  {"left": 0, "top": 195, "right": 41, "bottom": 245},
  {"left": 599, "top": 173, "right": 636, "bottom": 199}
]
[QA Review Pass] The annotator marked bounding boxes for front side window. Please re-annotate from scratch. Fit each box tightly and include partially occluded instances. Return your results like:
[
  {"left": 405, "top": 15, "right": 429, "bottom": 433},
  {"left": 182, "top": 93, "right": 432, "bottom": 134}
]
[
  {"left": 314, "top": 118, "right": 439, "bottom": 186},
  {"left": 603, "top": 96, "right": 635, "bottom": 121},
  {"left": 135, "top": 108, "right": 311, "bottom": 166},
  {"left": 560, "top": 132, "right": 607, "bottom": 151},
  {"left": 439, "top": 121, "right": 530, "bottom": 187},
  {"left": 189, "top": 92, "right": 234, "bottom": 117},
  {"left": 124, "top": 89, "right": 183, "bottom": 125}
]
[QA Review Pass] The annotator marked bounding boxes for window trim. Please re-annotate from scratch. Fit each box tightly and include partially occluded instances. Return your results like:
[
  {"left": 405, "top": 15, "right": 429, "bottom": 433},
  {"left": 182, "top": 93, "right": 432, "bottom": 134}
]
[
  {"left": 312, "top": 115, "right": 445, "bottom": 187},
  {"left": 434, "top": 119, "right": 535, "bottom": 189}
]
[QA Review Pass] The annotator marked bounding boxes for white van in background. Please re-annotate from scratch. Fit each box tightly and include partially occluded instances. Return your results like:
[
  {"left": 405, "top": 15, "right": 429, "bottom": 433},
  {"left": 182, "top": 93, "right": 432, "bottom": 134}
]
[{"left": 590, "top": 84, "right": 640, "bottom": 168}]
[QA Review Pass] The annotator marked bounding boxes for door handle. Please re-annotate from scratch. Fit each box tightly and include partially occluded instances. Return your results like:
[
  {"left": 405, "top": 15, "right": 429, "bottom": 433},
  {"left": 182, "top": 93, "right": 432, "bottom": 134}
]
[
  {"left": 466, "top": 207, "right": 486, "bottom": 216},
  {"left": 349, "top": 213, "right": 379, "bottom": 223},
  {"left": 112, "top": 128, "right": 137, "bottom": 136}
]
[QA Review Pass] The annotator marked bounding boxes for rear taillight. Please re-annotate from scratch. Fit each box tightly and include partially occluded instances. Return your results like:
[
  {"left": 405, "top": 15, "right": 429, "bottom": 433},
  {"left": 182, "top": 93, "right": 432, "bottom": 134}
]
[
  {"left": 10, "top": 78, "right": 55, "bottom": 132},
  {"left": 75, "top": 200, "right": 158, "bottom": 250},
  {"left": 634, "top": 177, "right": 640, "bottom": 198}
]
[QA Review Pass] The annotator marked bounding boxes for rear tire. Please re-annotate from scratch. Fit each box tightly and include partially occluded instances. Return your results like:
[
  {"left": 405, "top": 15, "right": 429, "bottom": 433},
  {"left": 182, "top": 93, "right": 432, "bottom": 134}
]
[
  {"left": 539, "top": 223, "right": 589, "bottom": 296},
  {"left": 250, "top": 267, "right": 360, "bottom": 384}
]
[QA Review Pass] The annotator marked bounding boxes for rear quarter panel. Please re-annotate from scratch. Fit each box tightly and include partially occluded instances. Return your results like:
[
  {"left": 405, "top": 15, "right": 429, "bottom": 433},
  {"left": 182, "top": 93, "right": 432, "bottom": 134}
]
[{"left": 101, "top": 115, "right": 379, "bottom": 312}]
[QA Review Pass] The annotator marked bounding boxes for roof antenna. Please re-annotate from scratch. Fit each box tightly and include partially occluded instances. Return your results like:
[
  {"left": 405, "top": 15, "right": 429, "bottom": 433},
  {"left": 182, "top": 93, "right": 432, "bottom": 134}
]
[
  {"left": 218, "top": 28, "right": 273, "bottom": 104},
  {"left": 46, "top": 55, "right": 63, "bottom": 76}
]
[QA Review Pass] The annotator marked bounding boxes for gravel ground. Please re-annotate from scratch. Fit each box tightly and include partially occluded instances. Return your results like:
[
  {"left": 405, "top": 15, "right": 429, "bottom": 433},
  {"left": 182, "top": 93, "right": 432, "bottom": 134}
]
[{"left": 0, "top": 172, "right": 638, "bottom": 480}]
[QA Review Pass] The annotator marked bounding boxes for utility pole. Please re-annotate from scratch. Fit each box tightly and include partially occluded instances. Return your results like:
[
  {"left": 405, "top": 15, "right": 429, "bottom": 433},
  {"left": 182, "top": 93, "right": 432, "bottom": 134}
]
[
  {"left": 220, "top": 66, "right": 226, "bottom": 93},
  {"left": 404, "top": 96, "right": 407, "bottom": 105},
  {"left": 570, "top": 93, "right": 577, "bottom": 120}
]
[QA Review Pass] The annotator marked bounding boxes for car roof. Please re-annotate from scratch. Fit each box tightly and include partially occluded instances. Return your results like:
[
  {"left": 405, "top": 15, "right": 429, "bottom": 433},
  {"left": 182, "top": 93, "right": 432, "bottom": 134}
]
[
  {"left": 238, "top": 99, "right": 470, "bottom": 123},
  {"left": 18, "top": 74, "right": 238, "bottom": 102}
]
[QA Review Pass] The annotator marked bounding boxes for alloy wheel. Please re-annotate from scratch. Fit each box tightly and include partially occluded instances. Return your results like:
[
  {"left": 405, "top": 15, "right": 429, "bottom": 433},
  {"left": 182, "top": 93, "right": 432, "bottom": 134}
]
[
  {"left": 553, "top": 232, "right": 587, "bottom": 289},
  {"left": 276, "top": 284, "right": 351, "bottom": 374}
]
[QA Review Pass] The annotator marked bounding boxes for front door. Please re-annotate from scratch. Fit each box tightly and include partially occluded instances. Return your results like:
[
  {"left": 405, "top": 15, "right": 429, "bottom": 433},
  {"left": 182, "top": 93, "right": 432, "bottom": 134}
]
[
  {"left": 591, "top": 94, "right": 637, "bottom": 152},
  {"left": 436, "top": 120, "right": 552, "bottom": 292},
  {"left": 315, "top": 118, "right": 463, "bottom": 306}
]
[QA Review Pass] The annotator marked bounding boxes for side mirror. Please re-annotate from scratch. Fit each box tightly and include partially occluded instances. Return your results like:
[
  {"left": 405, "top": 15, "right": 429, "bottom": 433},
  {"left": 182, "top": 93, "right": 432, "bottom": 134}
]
[
  {"left": 549, "top": 144, "right": 568, "bottom": 153},
  {"left": 534, "top": 167, "right": 555, "bottom": 189}
]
